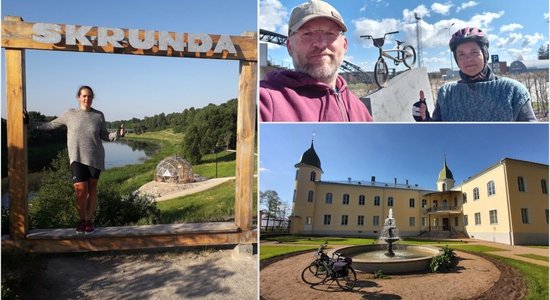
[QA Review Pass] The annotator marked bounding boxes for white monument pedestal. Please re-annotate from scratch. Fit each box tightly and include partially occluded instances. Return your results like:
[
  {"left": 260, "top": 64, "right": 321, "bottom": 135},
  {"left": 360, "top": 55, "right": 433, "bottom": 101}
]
[{"left": 360, "top": 67, "right": 434, "bottom": 122}]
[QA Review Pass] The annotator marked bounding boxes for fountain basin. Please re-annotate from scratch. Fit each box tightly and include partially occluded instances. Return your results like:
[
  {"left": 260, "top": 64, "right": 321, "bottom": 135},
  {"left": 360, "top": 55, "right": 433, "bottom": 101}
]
[{"left": 336, "top": 244, "right": 442, "bottom": 274}]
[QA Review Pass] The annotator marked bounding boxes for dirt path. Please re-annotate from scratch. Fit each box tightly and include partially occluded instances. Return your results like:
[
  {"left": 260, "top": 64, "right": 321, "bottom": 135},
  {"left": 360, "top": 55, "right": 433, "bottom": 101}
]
[
  {"left": 261, "top": 248, "right": 502, "bottom": 300},
  {"left": 26, "top": 248, "right": 257, "bottom": 300},
  {"left": 138, "top": 177, "right": 235, "bottom": 202}
]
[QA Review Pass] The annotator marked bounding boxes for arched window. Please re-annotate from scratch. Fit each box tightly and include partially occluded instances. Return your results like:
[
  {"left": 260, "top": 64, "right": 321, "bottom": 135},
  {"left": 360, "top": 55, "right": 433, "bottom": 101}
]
[
  {"left": 374, "top": 196, "right": 380, "bottom": 206},
  {"left": 487, "top": 181, "right": 496, "bottom": 196},
  {"left": 307, "top": 190, "right": 314, "bottom": 202},
  {"left": 310, "top": 171, "right": 316, "bottom": 181},
  {"left": 387, "top": 197, "right": 394, "bottom": 207},
  {"left": 473, "top": 187, "right": 480, "bottom": 200},
  {"left": 358, "top": 195, "right": 365, "bottom": 205},
  {"left": 409, "top": 198, "right": 415, "bottom": 208},
  {"left": 433, "top": 200, "right": 438, "bottom": 208},
  {"left": 422, "top": 199, "right": 427, "bottom": 208},
  {"left": 325, "top": 193, "right": 333, "bottom": 204},
  {"left": 442, "top": 183, "right": 447, "bottom": 191},
  {"left": 342, "top": 194, "right": 350, "bottom": 205},
  {"left": 517, "top": 176, "right": 525, "bottom": 192}
]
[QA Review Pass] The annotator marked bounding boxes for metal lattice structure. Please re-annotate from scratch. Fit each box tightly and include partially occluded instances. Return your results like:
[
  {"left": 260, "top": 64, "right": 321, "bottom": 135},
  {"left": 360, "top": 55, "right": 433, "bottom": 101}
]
[{"left": 155, "top": 156, "right": 194, "bottom": 183}]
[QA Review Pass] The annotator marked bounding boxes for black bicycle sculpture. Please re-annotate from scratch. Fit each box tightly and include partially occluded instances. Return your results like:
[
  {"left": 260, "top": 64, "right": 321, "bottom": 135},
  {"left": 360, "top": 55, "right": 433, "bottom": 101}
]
[{"left": 360, "top": 31, "right": 417, "bottom": 88}]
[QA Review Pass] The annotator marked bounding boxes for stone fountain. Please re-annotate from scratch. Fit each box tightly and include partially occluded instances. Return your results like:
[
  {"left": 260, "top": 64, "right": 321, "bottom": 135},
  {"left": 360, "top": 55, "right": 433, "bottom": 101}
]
[
  {"left": 380, "top": 208, "right": 399, "bottom": 257},
  {"left": 335, "top": 208, "right": 442, "bottom": 274}
]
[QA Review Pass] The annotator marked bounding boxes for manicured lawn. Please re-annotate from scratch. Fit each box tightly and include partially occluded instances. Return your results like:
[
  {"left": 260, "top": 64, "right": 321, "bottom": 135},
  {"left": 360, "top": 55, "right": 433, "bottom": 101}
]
[
  {"left": 261, "top": 235, "right": 469, "bottom": 246},
  {"left": 484, "top": 254, "right": 548, "bottom": 300},
  {"left": 443, "top": 244, "right": 508, "bottom": 252},
  {"left": 515, "top": 254, "right": 549, "bottom": 262},
  {"left": 260, "top": 245, "right": 318, "bottom": 261},
  {"left": 156, "top": 180, "right": 235, "bottom": 223},
  {"left": 261, "top": 235, "right": 378, "bottom": 245},
  {"left": 156, "top": 179, "right": 257, "bottom": 223}
]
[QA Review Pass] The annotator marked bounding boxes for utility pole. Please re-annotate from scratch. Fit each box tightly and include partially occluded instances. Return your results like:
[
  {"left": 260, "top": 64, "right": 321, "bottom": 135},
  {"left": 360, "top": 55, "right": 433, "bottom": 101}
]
[
  {"left": 415, "top": 13, "right": 423, "bottom": 68},
  {"left": 444, "top": 23, "right": 456, "bottom": 78}
]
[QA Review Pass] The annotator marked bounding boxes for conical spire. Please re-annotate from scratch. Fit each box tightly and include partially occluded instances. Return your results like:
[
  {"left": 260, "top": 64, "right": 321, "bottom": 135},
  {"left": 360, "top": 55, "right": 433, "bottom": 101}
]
[
  {"left": 438, "top": 157, "right": 454, "bottom": 180},
  {"left": 296, "top": 140, "right": 322, "bottom": 170}
]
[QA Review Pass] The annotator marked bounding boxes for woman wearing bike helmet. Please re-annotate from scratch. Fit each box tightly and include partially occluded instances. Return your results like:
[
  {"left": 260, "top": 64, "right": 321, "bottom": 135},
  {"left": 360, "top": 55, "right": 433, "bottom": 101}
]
[{"left": 415, "top": 27, "right": 536, "bottom": 121}]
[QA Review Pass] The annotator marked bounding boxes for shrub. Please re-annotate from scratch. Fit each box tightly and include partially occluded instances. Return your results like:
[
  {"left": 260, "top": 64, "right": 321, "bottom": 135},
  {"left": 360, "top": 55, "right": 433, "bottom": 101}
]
[
  {"left": 430, "top": 246, "right": 458, "bottom": 273},
  {"left": 374, "top": 269, "right": 390, "bottom": 279},
  {"left": 30, "top": 149, "right": 161, "bottom": 229},
  {"left": 95, "top": 189, "right": 161, "bottom": 226}
]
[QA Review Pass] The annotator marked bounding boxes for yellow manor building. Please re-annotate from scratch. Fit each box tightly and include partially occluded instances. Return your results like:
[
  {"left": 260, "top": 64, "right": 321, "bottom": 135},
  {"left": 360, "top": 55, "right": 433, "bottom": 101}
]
[{"left": 289, "top": 142, "right": 549, "bottom": 246}]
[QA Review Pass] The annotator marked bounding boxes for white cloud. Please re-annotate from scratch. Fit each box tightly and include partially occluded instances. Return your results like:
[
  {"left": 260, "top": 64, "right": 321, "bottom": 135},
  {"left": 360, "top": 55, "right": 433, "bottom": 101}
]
[
  {"left": 506, "top": 48, "right": 536, "bottom": 61},
  {"left": 431, "top": 3, "right": 453, "bottom": 15},
  {"left": 259, "top": 167, "right": 270, "bottom": 173},
  {"left": 469, "top": 11, "right": 504, "bottom": 29},
  {"left": 500, "top": 23, "right": 523, "bottom": 33},
  {"left": 495, "top": 32, "right": 523, "bottom": 48},
  {"left": 354, "top": 18, "right": 401, "bottom": 46},
  {"left": 456, "top": 1, "right": 478, "bottom": 12},
  {"left": 360, "top": 3, "right": 367, "bottom": 13},
  {"left": 259, "top": 0, "right": 288, "bottom": 34},
  {"left": 545, "top": 12, "right": 549, "bottom": 21},
  {"left": 522, "top": 33, "right": 544, "bottom": 47}
]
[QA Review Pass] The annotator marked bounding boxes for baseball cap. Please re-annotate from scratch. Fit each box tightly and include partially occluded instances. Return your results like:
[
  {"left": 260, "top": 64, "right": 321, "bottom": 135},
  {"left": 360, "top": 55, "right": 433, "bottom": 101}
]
[{"left": 288, "top": 0, "right": 347, "bottom": 35}]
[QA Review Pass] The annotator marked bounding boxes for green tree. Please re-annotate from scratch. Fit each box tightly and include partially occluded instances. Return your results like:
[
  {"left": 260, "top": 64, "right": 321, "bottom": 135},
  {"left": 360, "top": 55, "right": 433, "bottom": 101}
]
[
  {"left": 537, "top": 44, "right": 549, "bottom": 60},
  {"left": 29, "top": 149, "right": 77, "bottom": 228},
  {"left": 260, "top": 190, "right": 282, "bottom": 231},
  {"left": 183, "top": 124, "right": 202, "bottom": 164}
]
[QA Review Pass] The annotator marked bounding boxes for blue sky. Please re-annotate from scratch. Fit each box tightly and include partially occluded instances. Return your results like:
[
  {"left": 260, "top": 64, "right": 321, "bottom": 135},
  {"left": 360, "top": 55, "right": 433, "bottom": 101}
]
[
  {"left": 259, "top": 124, "right": 549, "bottom": 208},
  {"left": 260, "top": 0, "right": 549, "bottom": 72},
  {"left": 1, "top": 0, "right": 257, "bottom": 121}
]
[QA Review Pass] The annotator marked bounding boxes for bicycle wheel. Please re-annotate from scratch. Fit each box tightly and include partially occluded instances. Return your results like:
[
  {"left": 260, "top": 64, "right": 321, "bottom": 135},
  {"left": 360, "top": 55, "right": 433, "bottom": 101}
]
[
  {"left": 374, "top": 58, "right": 389, "bottom": 88},
  {"left": 336, "top": 266, "right": 357, "bottom": 291},
  {"left": 402, "top": 45, "right": 417, "bottom": 69},
  {"left": 301, "top": 261, "right": 329, "bottom": 285}
]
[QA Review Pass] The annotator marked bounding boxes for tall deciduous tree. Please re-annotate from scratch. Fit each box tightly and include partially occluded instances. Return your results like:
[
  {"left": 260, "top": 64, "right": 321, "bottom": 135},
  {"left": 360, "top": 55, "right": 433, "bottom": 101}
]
[{"left": 260, "top": 190, "right": 282, "bottom": 231}]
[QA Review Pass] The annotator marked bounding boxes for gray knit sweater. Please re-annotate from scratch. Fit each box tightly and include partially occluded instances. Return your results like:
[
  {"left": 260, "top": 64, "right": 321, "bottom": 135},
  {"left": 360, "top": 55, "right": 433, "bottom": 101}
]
[
  {"left": 433, "top": 77, "right": 534, "bottom": 121},
  {"left": 33, "top": 108, "right": 119, "bottom": 170}
]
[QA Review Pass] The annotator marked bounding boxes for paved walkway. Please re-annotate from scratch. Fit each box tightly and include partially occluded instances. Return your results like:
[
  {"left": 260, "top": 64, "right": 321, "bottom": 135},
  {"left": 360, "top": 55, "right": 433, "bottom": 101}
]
[
  {"left": 155, "top": 177, "right": 235, "bottom": 201},
  {"left": 138, "top": 177, "right": 236, "bottom": 202}
]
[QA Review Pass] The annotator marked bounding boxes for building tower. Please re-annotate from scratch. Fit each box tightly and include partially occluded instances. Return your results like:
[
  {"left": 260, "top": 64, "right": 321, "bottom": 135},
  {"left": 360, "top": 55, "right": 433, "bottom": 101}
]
[
  {"left": 437, "top": 158, "right": 455, "bottom": 191},
  {"left": 290, "top": 140, "right": 323, "bottom": 233}
]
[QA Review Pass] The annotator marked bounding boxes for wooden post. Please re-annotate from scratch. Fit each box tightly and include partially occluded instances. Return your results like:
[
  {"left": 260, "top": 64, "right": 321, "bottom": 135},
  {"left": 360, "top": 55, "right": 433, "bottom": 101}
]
[
  {"left": 235, "top": 32, "right": 257, "bottom": 232},
  {"left": 5, "top": 16, "right": 28, "bottom": 240}
]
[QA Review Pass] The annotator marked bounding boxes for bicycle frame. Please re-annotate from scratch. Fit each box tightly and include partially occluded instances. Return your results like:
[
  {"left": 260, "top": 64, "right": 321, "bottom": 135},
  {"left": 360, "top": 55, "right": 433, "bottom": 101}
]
[{"left": 360, "top": 31, "right": 417, "bottom": 88}]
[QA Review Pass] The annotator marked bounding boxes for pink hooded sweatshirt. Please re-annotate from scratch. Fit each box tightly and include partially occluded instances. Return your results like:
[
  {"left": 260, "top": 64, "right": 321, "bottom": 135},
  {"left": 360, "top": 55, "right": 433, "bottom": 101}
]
[{"left": 260, "top": 71, "right": 373, "bottom": 122}]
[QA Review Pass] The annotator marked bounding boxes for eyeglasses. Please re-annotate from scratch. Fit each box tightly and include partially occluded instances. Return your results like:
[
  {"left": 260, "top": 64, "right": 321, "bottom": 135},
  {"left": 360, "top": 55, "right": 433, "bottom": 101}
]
[{"left": 290, "top": 29, "right": 344, "bottom": 43}]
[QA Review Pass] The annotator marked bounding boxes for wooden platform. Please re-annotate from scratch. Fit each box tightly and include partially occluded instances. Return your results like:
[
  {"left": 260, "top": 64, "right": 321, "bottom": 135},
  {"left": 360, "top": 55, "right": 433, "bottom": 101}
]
[{"left": 2, "top": 222, "right": 257, "bottom": 253}]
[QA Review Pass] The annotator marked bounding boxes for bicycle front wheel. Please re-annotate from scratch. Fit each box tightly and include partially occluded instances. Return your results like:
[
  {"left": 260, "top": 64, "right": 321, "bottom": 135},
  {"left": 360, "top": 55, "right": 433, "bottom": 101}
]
[
  {"left": 301, "top": 261, "right": 328, "bottom": 285},
  {"left": 336, "top": 266, "right": 357, "bottom": 291},
  {"left": 402, "top": 45, "right": 417, "bottom": 69},
  {"left": 374, "top": 58, "right": 389, "bottom": 88}
]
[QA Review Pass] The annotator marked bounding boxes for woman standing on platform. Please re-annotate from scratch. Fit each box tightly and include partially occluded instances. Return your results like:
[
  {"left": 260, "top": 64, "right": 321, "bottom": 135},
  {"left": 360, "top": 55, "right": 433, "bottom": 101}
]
[{"left": 29, "top": 86, "right": 125, "bottom": 234}]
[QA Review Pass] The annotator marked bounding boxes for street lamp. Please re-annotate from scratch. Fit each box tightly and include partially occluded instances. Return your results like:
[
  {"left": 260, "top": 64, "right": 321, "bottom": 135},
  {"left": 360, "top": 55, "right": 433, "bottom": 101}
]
[{"left": 444, "top": 23, "right": 455, "bottom": 78}]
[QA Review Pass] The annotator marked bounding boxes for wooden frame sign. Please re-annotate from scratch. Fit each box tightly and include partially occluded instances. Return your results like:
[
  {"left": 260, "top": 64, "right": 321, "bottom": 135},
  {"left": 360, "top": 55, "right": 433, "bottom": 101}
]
[{"left": 2, "top": 16, "right": 257, "bottom": 252}]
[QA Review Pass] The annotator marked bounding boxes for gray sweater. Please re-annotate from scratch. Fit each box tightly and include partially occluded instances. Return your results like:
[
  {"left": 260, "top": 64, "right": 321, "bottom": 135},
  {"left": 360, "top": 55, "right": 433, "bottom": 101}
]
[{"left": 33, "top": 108, "right": 119, "bottom": 170}]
